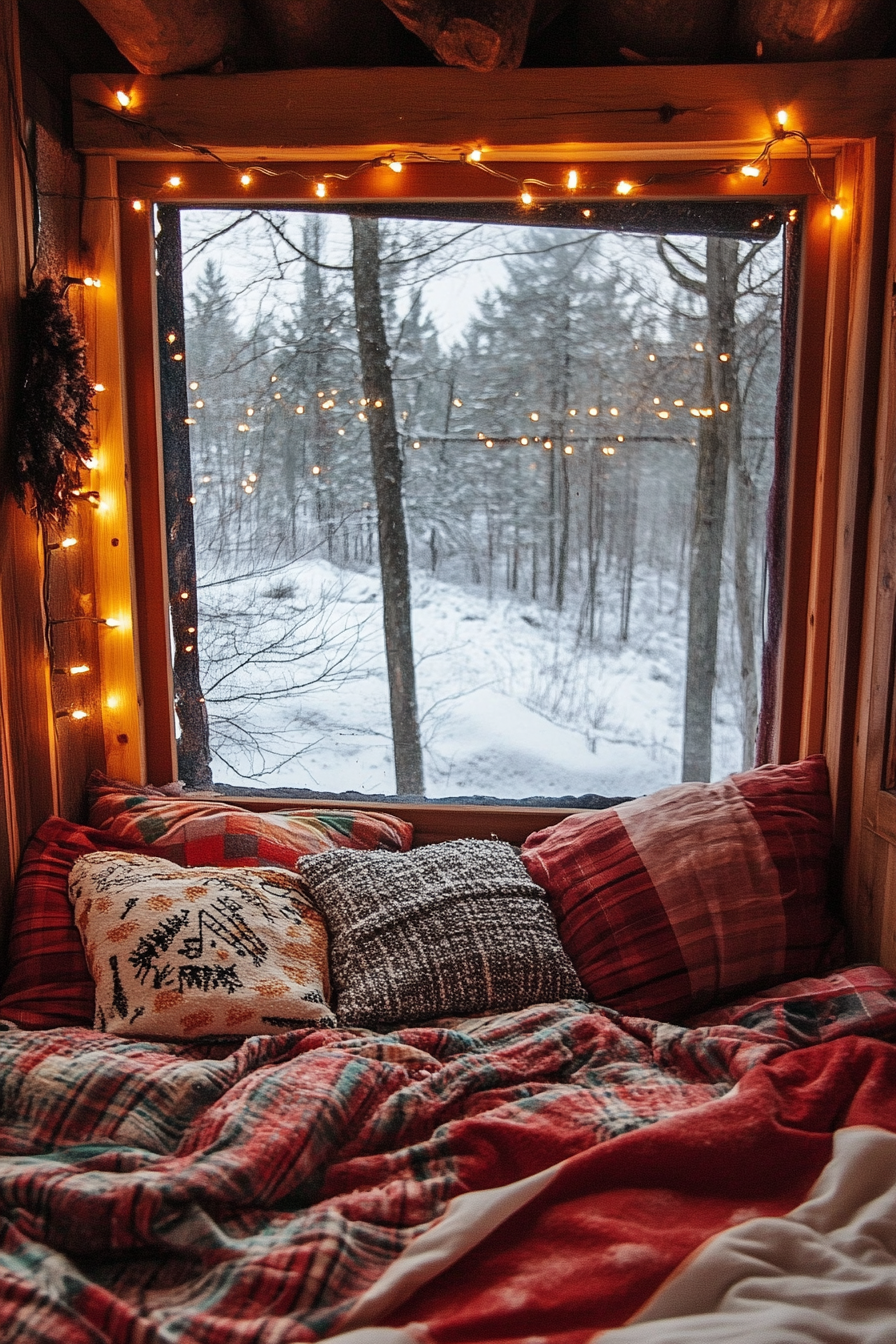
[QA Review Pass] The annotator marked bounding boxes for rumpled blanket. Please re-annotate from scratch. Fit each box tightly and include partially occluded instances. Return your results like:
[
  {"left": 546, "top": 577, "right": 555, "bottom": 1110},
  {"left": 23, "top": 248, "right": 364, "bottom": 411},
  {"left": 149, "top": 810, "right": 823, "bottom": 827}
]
[{"left": 0, "top": 965, "right": 894, "bottom": 1342}]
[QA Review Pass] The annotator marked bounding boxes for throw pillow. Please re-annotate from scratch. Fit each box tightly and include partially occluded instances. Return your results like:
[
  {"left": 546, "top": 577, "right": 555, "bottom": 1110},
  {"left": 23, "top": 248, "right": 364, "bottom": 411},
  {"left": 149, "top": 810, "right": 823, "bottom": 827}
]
[
  {"left": 520, "top": 755, "right": 842, "bottom": 1021},
  {"left": 296, "top": 838, "right": 584, "bottom": 1027},
  {"left": 68, "top": 852, "right": 336, "bottom": 1039},
  {"left": 87, "top": 772, "right": 413, "bottom": 867},
  {"left": 0, "top": 818, "right": 157, "bottom": 1029}
]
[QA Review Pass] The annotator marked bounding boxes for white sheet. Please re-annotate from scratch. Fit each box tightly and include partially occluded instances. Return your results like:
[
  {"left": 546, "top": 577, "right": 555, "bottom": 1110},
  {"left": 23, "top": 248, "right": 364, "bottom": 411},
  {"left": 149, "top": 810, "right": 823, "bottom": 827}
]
[{"left": 596, "top": 1125, "right": 896, "bottom": 1343}]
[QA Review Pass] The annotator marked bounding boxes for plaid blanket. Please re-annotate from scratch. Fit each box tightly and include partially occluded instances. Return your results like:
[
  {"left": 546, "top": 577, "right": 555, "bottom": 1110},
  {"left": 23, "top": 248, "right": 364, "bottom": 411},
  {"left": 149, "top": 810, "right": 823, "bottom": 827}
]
[{"left": 0, "top": 965, "right": 894, "bottom": 1343}]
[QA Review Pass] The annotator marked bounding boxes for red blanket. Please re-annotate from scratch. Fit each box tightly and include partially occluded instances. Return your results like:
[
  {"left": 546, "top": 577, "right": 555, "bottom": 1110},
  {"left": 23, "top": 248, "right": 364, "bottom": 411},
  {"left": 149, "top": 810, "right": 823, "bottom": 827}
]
[{"left": 0, "top": 966, "right": 893, "bottom": 1342}]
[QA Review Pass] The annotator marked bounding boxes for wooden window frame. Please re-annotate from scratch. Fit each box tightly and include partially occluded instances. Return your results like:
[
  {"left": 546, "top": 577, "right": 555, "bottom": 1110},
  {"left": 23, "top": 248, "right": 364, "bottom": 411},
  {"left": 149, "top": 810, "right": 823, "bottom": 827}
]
[{"left": 70, "top": 63, "right": 894, "bottom": 843}]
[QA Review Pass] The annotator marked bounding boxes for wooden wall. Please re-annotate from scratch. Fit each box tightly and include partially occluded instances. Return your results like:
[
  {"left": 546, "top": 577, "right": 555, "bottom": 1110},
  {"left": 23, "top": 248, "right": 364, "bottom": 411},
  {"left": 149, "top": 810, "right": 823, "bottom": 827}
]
[
  {"left": 847, "top": 153, "right": 896, "bottom": 973},
  {"left": 0, "top": 0, "right": 56, "bottom": 941},
  {"left": 0, "top": 0, "right": 114, "bottom": 940}
]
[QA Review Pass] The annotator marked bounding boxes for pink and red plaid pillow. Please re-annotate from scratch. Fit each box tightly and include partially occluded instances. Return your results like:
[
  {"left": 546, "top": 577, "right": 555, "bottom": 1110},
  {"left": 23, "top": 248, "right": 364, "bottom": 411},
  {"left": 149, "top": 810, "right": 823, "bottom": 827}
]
[
  {"left": 0, "top": 818, "right": 157, "bottom": 1029},
  {"left": 87, "top": 772, "right": 413, "bottom": 865},
  {"left": 521, "top": 756, "right": 843, "bottom": 1022}
]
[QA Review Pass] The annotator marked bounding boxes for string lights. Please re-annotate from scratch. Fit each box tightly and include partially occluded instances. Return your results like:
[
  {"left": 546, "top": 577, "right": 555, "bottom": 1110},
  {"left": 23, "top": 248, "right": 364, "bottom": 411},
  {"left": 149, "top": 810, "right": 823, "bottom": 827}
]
[{"left": 97, "top": 90, "right": 842, "bottom": 218}]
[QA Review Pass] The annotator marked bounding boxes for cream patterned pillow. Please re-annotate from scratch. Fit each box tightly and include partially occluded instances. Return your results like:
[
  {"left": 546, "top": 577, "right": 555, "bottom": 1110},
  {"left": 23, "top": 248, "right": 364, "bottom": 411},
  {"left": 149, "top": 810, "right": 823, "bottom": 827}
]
[{"left": 68, "top": 851, "right": 335, "bottom": 1039}]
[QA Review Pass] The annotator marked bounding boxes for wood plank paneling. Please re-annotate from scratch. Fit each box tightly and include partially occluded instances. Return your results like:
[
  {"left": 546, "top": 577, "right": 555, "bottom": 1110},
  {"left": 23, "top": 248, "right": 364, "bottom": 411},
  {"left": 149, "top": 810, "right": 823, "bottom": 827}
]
[
  {"left": 845, "top": 146, "right": 896, "bottom": 965},
  {"left": 72, "top": 62, "right": 896, "bottom": 162},
  {"left": 822, "top": 136, "right": 893, "bottom": 838},
  {"left": 118, "top": 199, "right": 177, "bottom": 785},
  {"left": 79, "top": 158, "right": 145, "bottom": 783},
  {"left": 775, "top": 197, "right": 832, "bottom": 765},
  {"left": 0, "top": 0, "right": 57, "bottom": 929},
  {"left": 115, "top": 156, "right": 834, "bottom": 207}
]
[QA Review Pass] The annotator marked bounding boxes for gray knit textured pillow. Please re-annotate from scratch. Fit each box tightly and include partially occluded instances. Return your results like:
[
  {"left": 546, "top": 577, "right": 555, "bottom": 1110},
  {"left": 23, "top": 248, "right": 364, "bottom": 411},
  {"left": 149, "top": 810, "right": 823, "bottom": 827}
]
[{"left": 296, "top": 838, "right": 584, "bottom": 1027}]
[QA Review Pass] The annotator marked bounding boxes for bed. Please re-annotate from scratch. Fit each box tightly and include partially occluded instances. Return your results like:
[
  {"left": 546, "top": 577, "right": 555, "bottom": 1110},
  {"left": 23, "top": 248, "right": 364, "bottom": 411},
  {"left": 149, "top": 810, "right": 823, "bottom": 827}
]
[{"left": 0, "top": 758, "right": 893, "bottom": 1343}]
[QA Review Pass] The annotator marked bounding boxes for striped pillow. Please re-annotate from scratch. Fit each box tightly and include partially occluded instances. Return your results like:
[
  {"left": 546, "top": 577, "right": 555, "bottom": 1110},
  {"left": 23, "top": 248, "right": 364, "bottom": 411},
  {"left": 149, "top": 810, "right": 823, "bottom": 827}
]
[
  {"left": 521, "top": 756, "right": 842, "bottom": 1021},
  {"left": 87, "top": 773, "right": 413, "bottom": 865},
  {"left": 0, "top": 819, "right": 157, "bottom": 1029}
]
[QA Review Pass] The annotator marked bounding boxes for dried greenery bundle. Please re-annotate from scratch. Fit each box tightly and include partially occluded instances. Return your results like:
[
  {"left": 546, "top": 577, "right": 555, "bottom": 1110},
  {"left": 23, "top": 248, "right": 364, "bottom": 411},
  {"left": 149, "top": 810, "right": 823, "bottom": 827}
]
[{"left": 13, "top": 277, "right": 95, "bottom": 525}]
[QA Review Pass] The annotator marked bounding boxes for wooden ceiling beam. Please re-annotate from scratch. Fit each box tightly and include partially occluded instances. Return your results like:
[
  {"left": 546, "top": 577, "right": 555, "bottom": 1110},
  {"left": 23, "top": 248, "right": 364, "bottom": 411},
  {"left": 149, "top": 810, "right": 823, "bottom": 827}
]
[{"left": 73, "top": 60, "right": 896, "bottom": 161}]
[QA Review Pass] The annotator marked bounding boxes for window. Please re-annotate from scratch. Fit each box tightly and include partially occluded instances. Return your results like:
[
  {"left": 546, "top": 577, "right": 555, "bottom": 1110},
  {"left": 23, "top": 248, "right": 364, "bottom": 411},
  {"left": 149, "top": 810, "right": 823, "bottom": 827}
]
[{"left": 156, "top": 200, "right": 789, "bottom": 800}]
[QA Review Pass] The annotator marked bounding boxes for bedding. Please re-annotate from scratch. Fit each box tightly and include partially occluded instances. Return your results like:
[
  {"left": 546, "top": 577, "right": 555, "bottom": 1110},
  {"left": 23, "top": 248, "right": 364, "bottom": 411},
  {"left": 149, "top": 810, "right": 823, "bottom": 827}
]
[
  {"left": 0, "top": 965, "right": 893, "bottom": 1343},
  {"left": 87, "top": 771, "right": 413, "bottom": 864},
  {"left": 522, "top": 755, "right": 842, "bottom": 1020},
  {"left": 297, "top": 838, "right": 584, "bottom": 1026},
  {"left": 0, "top": 790, "right": 412, "bottom": 1032},
  {"left": 68, "top": 853, "right": 335, "bottom": 1038},
  {"left": 0, "top": 817, "right": 159, "bottom": 1029}
]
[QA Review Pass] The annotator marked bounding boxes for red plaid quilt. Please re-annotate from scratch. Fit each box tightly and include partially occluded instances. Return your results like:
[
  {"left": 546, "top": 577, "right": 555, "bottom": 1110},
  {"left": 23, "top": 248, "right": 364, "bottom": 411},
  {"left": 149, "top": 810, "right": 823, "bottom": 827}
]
[{"left": 0, "top": 965, "right": 893, "bottom": 1342}]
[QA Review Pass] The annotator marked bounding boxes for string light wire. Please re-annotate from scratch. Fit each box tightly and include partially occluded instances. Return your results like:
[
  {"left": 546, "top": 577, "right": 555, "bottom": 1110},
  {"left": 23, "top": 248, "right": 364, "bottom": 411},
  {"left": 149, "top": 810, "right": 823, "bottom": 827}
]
[{"left": 84, "top": 96, "right": 838, "bottom": 212}]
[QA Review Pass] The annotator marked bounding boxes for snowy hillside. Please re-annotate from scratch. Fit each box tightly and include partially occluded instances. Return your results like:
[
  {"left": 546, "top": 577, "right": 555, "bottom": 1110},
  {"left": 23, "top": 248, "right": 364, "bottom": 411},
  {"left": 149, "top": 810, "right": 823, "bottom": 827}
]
[{"left": 201, "top": 557, "right": 743, "bottom": 797}]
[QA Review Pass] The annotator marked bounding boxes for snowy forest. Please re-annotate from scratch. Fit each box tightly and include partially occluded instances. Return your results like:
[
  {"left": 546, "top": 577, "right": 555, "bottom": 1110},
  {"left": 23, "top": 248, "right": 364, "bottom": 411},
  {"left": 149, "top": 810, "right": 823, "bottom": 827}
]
[{"left": 168, "top": 207, "right": 784, "bottom": 799}]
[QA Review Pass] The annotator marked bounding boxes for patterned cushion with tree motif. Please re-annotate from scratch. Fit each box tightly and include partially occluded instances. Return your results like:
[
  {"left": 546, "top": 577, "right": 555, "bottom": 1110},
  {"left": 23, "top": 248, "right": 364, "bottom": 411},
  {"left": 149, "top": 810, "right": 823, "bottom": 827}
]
[{"left": 68, "top": 852, "right": 336, "bottom": 1039}]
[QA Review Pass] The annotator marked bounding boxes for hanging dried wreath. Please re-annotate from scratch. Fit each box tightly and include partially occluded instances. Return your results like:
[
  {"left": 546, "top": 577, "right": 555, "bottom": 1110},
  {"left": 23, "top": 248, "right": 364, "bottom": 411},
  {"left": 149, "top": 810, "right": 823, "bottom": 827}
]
[{"left": 12, "top": 277, "right": 95, "bottom": 525}]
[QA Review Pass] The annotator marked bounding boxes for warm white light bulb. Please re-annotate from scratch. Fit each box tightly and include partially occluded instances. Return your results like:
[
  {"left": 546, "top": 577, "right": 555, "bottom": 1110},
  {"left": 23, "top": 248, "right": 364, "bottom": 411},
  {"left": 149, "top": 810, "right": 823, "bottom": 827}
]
[
  {"left": 520, "top": 190, "right": 533, "bottom": 205},
  {"left": 240, "top": 172, "right": 252, "bottom": 186},
  {"left": 741, "top": 165, "right": 760, "bottom": 178},
  {"left": 615, "top": 180, "right": 634, "bottom": 196},
  {"left": 467, "top": 148, "right": 482, "bottom": 162},
  {"left": 132, "top": 199, "right": 144, "bottom": 211},
  {"left": 830, "top": 202, "right": 845, "bottom": 219},
  {"left": 115, "top": 90, "right": 131, "bottom": 107},
  {"left": 314, "top": 181, "right": 327, "bottom": 198},
  {"left": 388, "top": 160, "right": 403, "bottom": 174},
  {"left": 167, "top": 175, "right": 182, "bottom": 188},
  {"left": 566, "top": 170, "right": 579, "bottom": 190},
  {"left": 775, "top": 109, "right": 788, "bottom": 127}
]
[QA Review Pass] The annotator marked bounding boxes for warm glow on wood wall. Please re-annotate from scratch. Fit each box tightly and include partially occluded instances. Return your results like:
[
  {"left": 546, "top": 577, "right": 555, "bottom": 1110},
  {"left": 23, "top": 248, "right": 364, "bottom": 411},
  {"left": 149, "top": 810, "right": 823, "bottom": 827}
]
[{"left": 80, "top": 158, "right": 145, "bottom": 782}]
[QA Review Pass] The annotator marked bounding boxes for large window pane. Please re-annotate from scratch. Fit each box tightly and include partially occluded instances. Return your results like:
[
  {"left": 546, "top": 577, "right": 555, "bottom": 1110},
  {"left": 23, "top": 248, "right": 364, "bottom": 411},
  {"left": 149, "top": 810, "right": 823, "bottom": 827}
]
[{"left": 166, "top": 208, "right": 784, "bottom": 798}]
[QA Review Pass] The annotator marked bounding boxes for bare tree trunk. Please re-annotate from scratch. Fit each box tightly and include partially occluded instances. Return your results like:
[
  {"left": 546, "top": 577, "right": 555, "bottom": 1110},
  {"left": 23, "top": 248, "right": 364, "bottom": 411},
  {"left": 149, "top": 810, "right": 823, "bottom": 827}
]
[
  {"left": 618, "top": 448, "right": 639, "bottom": 643},
  {"left": 733, "top": 459, "right": 759, "bottom": 767},
  {"left": 682, "top": 237, "right": 739, "bottom": 781},
  {"left": 156, "top": 205, "right": 213, "bottom": 789},
  {"left": 351, "top": 216, "right": 424, "bottom": 795},
  {"left": 553, "top": 301, "right": 572, "bottom": 611}
]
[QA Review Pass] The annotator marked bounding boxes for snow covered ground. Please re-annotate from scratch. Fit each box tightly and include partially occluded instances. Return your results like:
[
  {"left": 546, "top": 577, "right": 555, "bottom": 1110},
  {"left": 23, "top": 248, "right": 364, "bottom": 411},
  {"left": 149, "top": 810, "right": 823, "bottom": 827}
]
[{"left": 199, "top": 557, "right": 745, "bottom": 799}]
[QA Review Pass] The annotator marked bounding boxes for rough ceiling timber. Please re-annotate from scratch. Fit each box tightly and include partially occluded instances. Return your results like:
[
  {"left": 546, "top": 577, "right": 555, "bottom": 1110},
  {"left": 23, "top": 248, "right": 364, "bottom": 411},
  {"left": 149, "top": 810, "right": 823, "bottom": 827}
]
[{"left": 20, "top": 0, "right": 896, "bottom": 81}]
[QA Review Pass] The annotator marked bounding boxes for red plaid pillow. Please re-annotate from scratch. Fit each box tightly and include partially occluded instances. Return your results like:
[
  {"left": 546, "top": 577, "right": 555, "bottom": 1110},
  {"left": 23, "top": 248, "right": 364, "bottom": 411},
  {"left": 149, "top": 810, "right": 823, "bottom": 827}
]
[
  {"left": 87, "top": 773, "right": 413, "bottom": 863},
  {"left": 0, "top": 819, "right": 157, "bottom": 1029},
  {"left": 521, "top": 756, "right": 842, "bottom": 1021}
]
